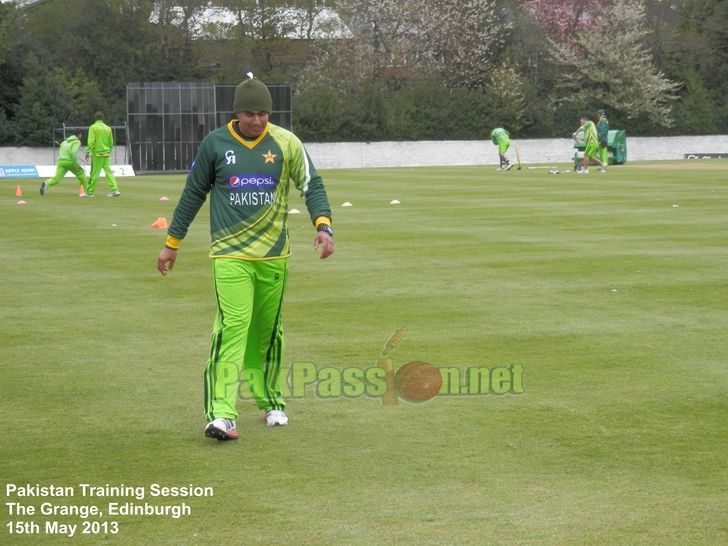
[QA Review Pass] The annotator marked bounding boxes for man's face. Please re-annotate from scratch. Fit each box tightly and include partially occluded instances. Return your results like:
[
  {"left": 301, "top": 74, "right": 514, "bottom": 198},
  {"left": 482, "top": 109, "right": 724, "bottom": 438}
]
[{"left": 237, "top": 111, "right": 269, "bottom": 138}]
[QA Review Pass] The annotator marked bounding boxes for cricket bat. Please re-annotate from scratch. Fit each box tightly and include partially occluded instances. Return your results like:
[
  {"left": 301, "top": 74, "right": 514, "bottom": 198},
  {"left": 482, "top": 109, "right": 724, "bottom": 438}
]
[
  {"left": 378, "top": 356, "right": 398, "bottom": 406},
  {"left": 379, "top": 327, "right": 405, "bottom": 406}
]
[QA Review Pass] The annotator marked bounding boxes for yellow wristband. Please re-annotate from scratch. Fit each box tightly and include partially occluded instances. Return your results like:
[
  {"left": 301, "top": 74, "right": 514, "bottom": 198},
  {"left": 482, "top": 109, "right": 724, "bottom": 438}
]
[
  {"left": 165, "top": 235, "right": 181, "bottom": 250},
  {"left": 314, "top": 216, "right": 331, "bottom": 228}
]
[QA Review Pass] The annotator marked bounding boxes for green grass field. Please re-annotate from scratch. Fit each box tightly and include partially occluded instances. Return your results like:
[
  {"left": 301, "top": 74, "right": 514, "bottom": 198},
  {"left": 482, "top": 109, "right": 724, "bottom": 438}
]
[{"left": 1, "top": 161, "right": 726, "bottom": 545}]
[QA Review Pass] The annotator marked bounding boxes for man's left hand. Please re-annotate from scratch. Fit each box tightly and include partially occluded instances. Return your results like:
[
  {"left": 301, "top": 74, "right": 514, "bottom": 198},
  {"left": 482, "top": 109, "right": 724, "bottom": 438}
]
[{"left": 314, "top": 232, "right": 334, "bottom": 259}]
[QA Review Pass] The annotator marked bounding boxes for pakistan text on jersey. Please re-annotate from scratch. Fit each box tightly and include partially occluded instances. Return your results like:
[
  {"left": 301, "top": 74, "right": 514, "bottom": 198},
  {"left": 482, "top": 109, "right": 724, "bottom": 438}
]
[
  {"left": 228, "top": 175, "right": 278, "bottom": 188},
  {"left": 229, "top": 191, "right": 276, "bottom": 206}
]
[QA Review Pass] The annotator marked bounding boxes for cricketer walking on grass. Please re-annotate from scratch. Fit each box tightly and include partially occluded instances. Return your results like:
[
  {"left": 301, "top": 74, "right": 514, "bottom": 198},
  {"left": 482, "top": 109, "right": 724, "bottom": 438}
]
[
  {"left": 40, "top": 131, "right": 87, "bottom": 195},
  {"left": 85, "top": 111, "right": 120, "bottom": 197},
  {"left": 573, "top": 116, "right": 606, "bottom": 174},
  {"left": 156, "top": 74, "right": 334, "bottom": 441},
  {"left": 490, "top": 127, "right": 513, "bottom": 171}
]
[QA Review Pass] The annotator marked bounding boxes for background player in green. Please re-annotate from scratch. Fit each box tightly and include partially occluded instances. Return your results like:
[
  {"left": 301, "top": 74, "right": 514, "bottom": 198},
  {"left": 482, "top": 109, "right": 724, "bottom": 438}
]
[
  {"left": 85, "top": 111, "right": 120, "bottom": 197},
  {"left": 572, "top": 116, "right": 606, "bottom": 174},
  {"left": 40, "top": 131, "right": 87, "bottom": 195},
  {"left": 156, "top": 74, "right": 334, "bottom": 441},
  {"left": 596, "top": 109, "right": 609, "bottom": 166},
  {"left": 490, "top": 127, "right": 513, "bottom": 171}
]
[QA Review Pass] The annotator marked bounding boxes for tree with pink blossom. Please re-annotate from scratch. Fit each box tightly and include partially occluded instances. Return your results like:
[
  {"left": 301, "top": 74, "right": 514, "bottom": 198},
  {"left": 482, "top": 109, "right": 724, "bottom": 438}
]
[{"left": 522, "top": 0, "right": 610, "bottom": 48}]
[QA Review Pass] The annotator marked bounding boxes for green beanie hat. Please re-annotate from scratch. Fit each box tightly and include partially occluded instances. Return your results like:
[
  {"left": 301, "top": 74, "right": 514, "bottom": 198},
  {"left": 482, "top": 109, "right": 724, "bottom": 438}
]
[{"left": 233, "top": 75, "right": 273, "bottom": 113}]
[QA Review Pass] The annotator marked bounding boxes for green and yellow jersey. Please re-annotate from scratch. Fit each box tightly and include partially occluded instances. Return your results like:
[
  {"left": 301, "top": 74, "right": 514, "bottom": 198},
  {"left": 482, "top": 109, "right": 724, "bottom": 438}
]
[
  {"left": 86, "top": 120, "right": 114, "bottom": 157},
  {"left": 58, "top": 135, "right": 82, "bottom": 163},
  {"left": 167, "top": 120, "right": 331, "bottom": 261},
  {"left": 578, "top": 120, "right": 598, "bottom": 147},
  {"left": 490, "top": 127, "right": 510, "bottom": 145}
]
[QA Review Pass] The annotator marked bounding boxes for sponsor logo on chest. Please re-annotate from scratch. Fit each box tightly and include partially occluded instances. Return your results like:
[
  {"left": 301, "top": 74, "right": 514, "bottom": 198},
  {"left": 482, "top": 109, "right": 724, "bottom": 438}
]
[
  {"left": 226, "top": 173, "right": 278, "bottom": 207},
  {"left": 223, "top": 145, "right": 280, "bottom": 207},
  {"left": 228, "top": 174, "right": 278, "bottom": 189}
]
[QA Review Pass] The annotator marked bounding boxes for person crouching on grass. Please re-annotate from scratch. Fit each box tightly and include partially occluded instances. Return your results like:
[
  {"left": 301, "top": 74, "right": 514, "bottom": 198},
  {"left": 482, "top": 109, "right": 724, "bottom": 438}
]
[
  {"left": 156, "top": 74, "right": 334, "bottom": 441},
  {"left": 490, "top": 127, "right": 514, "bottom": 171},
  {"left": 40, "top": 131, "right": 88, "bottom": 195},
  {"left": 572, "top": 116, "right": 606, "bottom": 174}
]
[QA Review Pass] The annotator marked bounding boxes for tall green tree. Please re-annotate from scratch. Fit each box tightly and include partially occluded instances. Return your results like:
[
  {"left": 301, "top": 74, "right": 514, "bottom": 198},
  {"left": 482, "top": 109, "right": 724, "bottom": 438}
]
[
  {"left": 25, "top": 0, "right": 203, "bottom": 115},
  {"left": 648, "top": 0, "right": 728, "bottom": 133},
  {"left": 17, "top": 63, "right": 105, "bottom": 144},
  {"left": 0, "top": 2, "right": 30, "bottom": 142}
]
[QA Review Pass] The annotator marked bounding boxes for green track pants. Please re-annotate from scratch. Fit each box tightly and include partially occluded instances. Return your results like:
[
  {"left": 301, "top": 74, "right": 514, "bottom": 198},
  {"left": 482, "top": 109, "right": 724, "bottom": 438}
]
[
  {"left": 204, "top": 257, "right": 288, "bottom": 420},
  {"left": 45, "top": 159, "right": 87, "bottom": 189},
  {"left": 599, "top": 144, "right": 608, "bottom": 166},
  {"left": 87, "top": 155, "right": 118, "bottom": 195}
]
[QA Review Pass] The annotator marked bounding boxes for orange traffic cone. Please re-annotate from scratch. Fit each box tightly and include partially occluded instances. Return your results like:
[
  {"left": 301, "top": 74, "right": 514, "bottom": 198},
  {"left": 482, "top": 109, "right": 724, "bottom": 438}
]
[
  {"left": 15, "top": 185, "right": 23, "bottom": 197},
  {"left": 150, "top": 217, "right": 168, "bottom": 229}
]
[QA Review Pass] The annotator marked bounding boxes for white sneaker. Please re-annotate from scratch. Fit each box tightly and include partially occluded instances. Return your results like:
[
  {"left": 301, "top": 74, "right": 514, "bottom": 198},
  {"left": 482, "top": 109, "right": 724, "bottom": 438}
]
[
  {"left": 265, "top": 410, "right": 288, "bottom": 426},
  {"left": 600, "top": 166, "right": 606, "bottom": 173},
  {"left": 578, "top": 169, "right": 589, "bottom": 175},
  {"left": 107, "top": 190, "right": 121, "bottom": 198},
  {"left": 204, "top": 418, "right": 238, "bottom": 441}
]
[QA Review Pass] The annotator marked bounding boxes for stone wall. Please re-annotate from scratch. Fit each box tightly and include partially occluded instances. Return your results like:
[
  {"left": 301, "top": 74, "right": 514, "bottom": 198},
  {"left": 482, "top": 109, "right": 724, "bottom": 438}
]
[{"left": 1, "top": 135, "right": 726, "bottom": 172}]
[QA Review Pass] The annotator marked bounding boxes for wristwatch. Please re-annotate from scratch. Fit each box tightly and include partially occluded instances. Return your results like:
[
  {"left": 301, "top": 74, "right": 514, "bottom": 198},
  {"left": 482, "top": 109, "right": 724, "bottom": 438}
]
[{"left": 316, "top": 224, "right": 333, "bottom": 237}]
